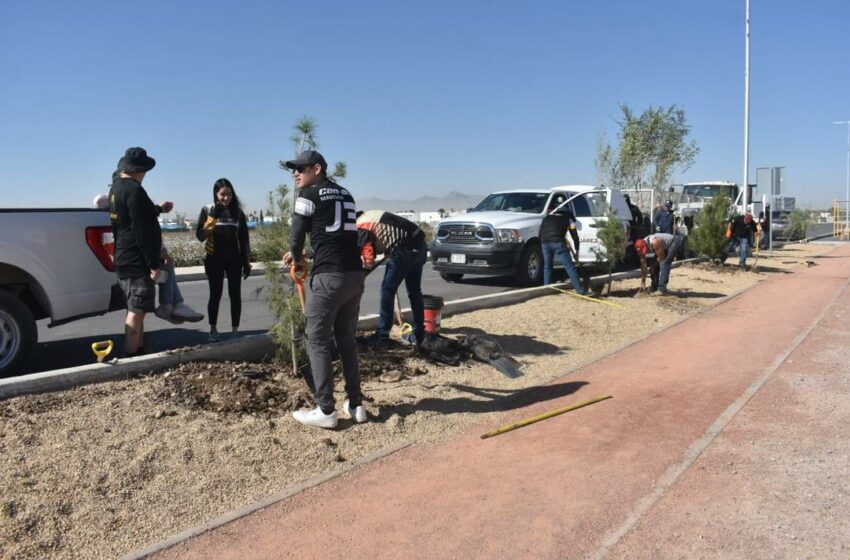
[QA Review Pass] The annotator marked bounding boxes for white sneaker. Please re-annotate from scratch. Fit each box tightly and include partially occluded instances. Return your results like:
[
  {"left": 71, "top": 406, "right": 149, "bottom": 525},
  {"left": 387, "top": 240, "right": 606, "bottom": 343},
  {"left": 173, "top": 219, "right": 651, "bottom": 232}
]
[
  {"left": 172, "top": 303, "right": 205, "bottom": 322},
  {"left": 343, "top": 399, "right": 367, "bottom": 424},
  {"left": 155, "top": 304, "right": 183, "bottom": 324},
  {"left": 292, "top": 406, "right": 338, "bottom": 429}
]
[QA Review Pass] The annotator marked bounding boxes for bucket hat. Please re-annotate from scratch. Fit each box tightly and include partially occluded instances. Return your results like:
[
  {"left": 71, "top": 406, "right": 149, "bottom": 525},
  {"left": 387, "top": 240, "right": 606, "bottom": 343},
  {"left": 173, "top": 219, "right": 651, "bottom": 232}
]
[{"left": 117, "top": 147, "right": 156, "bottom": 173}]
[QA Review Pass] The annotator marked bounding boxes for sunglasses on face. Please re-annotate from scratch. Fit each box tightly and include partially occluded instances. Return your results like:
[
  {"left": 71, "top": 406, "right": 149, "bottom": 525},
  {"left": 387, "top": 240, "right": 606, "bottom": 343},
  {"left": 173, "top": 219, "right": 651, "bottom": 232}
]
[{"left": 292, "top": 164, "right": 312, "bottom": 174}]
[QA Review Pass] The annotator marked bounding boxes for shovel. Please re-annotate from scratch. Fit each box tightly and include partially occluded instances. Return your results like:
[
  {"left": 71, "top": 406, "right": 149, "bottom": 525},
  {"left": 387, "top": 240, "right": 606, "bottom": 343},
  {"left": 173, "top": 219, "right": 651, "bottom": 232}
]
[
  {"left": 289, "top": 263, "right": 315, "bottom": 393},
  {"left": 462, "top": 334, "right": 524, "bottom": 379}
]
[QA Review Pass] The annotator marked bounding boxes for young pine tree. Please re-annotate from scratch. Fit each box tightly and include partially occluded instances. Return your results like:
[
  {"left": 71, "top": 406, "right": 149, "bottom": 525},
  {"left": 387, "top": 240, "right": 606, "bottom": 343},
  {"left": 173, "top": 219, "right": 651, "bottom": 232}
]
[
  {"left": 689, "top": 195, "right": 731, "bottom": 263},
  {"left": 591, "top": 208, "right": 627, "bottom": 296}
]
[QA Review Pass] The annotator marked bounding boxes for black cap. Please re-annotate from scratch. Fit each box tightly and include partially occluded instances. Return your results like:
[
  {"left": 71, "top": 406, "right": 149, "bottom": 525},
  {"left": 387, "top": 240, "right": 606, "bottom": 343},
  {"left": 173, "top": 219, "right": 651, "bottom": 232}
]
[
  {"left": 117, "top": 147, "right": 156, "bottom": 173},
  {"left": 284, "top": 150, "right": 327, "bottom": 171},
  {"left": 664, "top": 199, "right": 673, "bottom": 207},
  {"left": 623, "top": 194, "right": 631, "bottom": 202}
]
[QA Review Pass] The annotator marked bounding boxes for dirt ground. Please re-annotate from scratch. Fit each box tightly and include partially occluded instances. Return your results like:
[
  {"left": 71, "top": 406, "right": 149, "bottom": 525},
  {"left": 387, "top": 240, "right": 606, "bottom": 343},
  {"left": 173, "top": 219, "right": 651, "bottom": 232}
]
[{"left": 0, "top": 244, "right": 830, "bottom": 560}]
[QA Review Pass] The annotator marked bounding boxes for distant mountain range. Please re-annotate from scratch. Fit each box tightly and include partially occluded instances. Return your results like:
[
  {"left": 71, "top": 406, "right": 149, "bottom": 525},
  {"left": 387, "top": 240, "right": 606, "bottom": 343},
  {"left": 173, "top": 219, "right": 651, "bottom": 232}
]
[{"left": 355, "top": 191, "right": 486, "bottom": 213}]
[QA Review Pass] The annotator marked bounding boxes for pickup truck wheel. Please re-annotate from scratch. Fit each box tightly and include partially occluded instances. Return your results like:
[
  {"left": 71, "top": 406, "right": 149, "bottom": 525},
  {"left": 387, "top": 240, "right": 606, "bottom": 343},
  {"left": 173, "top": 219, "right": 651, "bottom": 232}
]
[
  {"left": 515, "top": 243, "right": 543, "bottom": 287},
  {"left": 439, "top": 272, "right": 464, "bottom": 282},
  {"left": 0, "top": 291, "right": 37, "bottom": 377}
]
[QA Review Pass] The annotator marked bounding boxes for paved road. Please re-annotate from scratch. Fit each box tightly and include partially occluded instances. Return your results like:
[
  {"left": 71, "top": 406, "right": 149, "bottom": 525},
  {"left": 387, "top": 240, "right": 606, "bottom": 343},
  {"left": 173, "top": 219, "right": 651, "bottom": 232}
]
[{"left": 30, "top": 264, "right": 524, "bottom": 375}]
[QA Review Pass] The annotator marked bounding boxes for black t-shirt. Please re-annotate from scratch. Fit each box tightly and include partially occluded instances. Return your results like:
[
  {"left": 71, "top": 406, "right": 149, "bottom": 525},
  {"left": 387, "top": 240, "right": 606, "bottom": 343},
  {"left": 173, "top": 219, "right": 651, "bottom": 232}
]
[
  {"left": 290, "top": 178, "right": 362, "bottom": 275},
  {"left": 108, "top": 177, "right": 162, "bottom": 279}
]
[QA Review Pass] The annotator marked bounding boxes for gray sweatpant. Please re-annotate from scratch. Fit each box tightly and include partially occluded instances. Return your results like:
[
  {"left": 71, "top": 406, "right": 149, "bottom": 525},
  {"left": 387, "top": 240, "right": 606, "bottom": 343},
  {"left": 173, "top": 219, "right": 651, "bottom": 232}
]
[{"left": 305, "top": 270, "right": 365, "bottom": 411}]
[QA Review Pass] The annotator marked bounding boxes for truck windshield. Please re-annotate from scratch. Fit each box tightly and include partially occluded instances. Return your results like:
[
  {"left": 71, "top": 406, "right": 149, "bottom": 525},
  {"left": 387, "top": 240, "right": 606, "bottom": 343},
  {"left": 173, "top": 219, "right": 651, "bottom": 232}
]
[
  {"left": 473, "top": 192, "right": 550, "bottom": 214},
  {"left": 682, "top": 184, "right": 738, "bottom": 199}
]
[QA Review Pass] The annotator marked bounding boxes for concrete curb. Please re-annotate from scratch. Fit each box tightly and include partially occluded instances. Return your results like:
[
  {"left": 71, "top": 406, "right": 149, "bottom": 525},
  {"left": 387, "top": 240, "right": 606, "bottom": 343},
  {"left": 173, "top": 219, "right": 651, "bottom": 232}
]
[
  {"left": 0, "top": 334, "right": 276, "bottom": 400},
  {"left": 122, "top": 441, "right": 413, "bottom": 560},
  {"left": 0, "top": 259, "right": 698, "bottom": 401}
]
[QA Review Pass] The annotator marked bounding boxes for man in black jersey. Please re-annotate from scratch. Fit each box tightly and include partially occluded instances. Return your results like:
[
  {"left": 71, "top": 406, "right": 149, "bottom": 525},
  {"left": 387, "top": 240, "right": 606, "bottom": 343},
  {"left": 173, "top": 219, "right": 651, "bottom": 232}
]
[{"left": 283, "top": 150, "right": 366, "bottom": 429}]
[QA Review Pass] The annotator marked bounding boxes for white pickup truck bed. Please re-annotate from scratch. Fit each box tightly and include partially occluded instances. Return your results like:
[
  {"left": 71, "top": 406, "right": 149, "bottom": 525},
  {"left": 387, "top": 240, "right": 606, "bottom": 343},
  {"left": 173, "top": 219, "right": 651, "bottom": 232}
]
[{"left": 0, "top": 208, "right": 123, "bottom": 376}]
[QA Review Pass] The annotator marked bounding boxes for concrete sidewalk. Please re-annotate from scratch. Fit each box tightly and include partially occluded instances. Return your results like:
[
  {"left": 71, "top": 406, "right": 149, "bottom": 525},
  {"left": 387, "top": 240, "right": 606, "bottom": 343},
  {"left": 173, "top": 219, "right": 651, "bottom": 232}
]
[{"left": 152, "top": 246, "right": 850, "bottom": 560}]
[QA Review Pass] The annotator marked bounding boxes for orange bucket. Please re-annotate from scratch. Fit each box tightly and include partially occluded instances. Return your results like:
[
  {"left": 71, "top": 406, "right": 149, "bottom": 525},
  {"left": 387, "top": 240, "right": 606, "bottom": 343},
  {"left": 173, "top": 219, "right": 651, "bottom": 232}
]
[{"left": 423, "top": 295, "right": 444, "bottom": 334}]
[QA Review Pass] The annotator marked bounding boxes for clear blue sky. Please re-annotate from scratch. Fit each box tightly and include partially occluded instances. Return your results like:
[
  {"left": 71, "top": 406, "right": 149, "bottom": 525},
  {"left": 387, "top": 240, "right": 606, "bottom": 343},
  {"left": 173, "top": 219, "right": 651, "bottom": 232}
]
[{"left": 2, "top": 0, "right": 849, "bottom": 214}]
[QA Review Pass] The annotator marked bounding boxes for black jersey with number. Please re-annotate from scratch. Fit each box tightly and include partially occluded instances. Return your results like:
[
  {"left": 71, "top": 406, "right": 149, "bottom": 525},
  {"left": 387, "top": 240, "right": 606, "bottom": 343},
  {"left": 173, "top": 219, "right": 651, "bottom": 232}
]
[{"left": 290, "top": 178, "right": 362, "bottom": 274}]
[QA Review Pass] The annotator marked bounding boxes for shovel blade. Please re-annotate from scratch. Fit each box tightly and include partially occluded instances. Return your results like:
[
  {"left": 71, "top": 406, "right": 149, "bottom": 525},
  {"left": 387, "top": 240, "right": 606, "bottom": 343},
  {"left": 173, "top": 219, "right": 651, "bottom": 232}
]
[{"left": 489, "top": 357, "right": 524, "bottom": 378}]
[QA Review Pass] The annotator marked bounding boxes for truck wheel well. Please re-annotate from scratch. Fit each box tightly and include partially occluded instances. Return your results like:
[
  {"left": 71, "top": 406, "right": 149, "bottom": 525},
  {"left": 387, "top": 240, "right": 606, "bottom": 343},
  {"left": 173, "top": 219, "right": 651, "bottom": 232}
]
[{"left": 0, "top": 264, "right": 50, "bottom": 321}]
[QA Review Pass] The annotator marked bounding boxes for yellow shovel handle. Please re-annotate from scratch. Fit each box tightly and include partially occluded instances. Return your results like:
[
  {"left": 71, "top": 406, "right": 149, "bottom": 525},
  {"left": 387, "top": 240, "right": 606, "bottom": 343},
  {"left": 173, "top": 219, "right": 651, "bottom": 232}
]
[{"left": 91, "top": 340, "right": 114, "bottom": 362}]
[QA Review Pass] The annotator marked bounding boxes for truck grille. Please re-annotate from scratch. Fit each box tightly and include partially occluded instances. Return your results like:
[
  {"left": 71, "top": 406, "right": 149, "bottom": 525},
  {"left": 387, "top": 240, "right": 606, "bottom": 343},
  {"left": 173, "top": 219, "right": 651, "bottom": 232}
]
[{"left": 437, "top": 223, "right": 494, "bottom": 244}]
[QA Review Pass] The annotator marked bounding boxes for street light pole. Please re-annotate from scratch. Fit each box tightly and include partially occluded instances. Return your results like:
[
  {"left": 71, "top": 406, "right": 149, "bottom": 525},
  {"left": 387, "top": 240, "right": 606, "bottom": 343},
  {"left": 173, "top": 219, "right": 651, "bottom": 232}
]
[
  {"left": 742, "top": 0, "right": 751, "bottom": 213},
  {"left": 836, "top": 121, "right": 850, "bottom": 234}
]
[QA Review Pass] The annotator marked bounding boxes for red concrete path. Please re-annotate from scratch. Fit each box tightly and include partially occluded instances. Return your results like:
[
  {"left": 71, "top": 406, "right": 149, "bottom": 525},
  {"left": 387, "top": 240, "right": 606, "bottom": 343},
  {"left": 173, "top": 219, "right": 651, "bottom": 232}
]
[{"left": 153, "top": 245, "right": 850, "bottom": 560}]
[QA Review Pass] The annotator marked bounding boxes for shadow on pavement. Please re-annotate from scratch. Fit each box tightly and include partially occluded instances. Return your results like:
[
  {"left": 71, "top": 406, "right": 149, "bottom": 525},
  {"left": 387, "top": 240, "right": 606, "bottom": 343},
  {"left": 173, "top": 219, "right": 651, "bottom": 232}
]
[
  {"left": 668, "top": 290, "right": 726, "bottom": 299},
  {"left": 382, "top": 380, "right": 589, "bottom": 419},
  {"left": 751, "top": 265, "right": 792, "bottom": 274}
]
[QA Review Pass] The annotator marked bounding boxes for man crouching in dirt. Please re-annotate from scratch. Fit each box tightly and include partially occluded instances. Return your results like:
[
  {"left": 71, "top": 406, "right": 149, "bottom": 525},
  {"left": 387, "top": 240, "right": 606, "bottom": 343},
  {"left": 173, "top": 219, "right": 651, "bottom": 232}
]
[
  {"left": 283, "top": 150, "right": 367, "bottom": 429},
  {"left": 634, "top": 232, "right": 684, "bottom": 296}
]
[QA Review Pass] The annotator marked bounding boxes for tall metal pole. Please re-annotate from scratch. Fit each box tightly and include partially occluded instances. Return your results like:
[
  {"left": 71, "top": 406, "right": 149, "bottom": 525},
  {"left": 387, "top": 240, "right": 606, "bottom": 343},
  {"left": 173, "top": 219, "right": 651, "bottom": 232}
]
[
  {"left": 742, "top": 0, "right": 751, "bottom": 213},
  {"left": 838, "top": 121, "right": 850, "bottom": 233}
]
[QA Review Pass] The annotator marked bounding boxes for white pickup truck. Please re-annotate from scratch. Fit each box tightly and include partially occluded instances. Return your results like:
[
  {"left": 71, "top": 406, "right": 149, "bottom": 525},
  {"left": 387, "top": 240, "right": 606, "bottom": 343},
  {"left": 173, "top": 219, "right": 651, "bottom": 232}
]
[
  {"left": 431, "top": 185, "right": 633, "bottom": 286},
  {"left": 0, "top": 209, "right": 124, "bottom": 376}
]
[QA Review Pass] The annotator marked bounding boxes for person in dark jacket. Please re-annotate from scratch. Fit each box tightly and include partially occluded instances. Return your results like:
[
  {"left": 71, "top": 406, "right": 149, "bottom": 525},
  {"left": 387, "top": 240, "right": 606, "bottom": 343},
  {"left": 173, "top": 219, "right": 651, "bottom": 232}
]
[
  {"left": 758, "top": 207, "right": 770, "bottom": 250},
  {"left": 729, "top": 213, "right": 756, "bottom": 270},
  {"left": 357, "top": 209, "right": 428, "bottom": 348},
  {"left": 108, "top": 147, "right": 171, "bottom": 357},
  {"left": 654, "top": 199, "right": 675, "bottom": 234},
  {"left": 283, "top": 150, "right": 365, "bottom": 429},
  {"left": 538, "top": 194, "right": 590, "bottom": 294},
  {"left": 196, "top": 178, "right": 251, "bottom": 342},
  {"left": 623, "top": 193, "right": 644, "bottom": 236}
]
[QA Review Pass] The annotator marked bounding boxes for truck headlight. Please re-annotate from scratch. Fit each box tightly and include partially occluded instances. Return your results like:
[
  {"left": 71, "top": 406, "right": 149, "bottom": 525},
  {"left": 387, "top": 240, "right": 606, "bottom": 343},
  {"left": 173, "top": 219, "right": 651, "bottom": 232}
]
[{"left": 496, "top": 229, "right": 523, "bottom": 243}]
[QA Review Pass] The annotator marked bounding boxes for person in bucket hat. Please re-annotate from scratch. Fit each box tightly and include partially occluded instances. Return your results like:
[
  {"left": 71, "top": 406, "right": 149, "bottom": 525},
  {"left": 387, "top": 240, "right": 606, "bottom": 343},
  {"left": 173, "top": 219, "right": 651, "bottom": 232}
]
[{"left": 108, "top": 147, "right": 174, "bottom": 357}]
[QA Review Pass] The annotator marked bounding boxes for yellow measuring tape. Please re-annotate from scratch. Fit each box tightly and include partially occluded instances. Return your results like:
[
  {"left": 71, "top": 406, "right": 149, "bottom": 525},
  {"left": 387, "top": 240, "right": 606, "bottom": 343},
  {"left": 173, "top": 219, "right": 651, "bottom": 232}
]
[
  {"left": 481, "top": 394, "right": 613, "bottom": 439},
  {"left": 546, "top": 285, "right": 624, "bottom": 309}
]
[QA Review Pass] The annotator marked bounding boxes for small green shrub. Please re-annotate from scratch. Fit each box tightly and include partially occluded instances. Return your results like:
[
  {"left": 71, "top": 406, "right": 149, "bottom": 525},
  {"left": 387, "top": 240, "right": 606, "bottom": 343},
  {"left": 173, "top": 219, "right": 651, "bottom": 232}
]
[
  {"left": 592, "top": 208, "right": 627, "bottom": 295},
  {"left": 786, "top": 209, "right": 813, "bottom": 241},
  {"left": 689, "top": 196, "right": 731, "bottom": 262}
]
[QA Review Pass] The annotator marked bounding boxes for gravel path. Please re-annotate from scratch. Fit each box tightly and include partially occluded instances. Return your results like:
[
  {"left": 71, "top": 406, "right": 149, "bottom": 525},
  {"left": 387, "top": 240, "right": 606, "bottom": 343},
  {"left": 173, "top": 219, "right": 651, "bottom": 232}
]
[{"left": 0, "top": 245, "right": 830, "bottom": 560}]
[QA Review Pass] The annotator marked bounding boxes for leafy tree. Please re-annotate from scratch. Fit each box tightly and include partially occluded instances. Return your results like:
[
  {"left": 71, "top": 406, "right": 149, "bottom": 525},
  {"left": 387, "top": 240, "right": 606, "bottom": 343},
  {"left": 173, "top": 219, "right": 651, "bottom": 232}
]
[
  {"left": 597, "top": 103, "right": 700, "bottom": 200},
  {"left": 591, "top": 208, "right": 627, "bottom": 296},
  {"left": 688, "top": 195, "right": 731, "bottom": 262}
]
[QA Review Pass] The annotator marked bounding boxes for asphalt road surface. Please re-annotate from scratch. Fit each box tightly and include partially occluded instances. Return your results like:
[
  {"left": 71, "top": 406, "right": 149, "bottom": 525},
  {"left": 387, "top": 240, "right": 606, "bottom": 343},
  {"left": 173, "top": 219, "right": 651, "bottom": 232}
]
[{"left": 29, "top": 264, "right": 526, "bottom": 375}]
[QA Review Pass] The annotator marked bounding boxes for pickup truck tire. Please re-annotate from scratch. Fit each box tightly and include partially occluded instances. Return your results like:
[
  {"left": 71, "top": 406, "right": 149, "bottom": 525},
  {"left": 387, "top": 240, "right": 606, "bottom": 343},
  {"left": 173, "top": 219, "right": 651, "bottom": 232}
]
[
  {"left": 0, "top": 290, "right": 37, "bottom": 377},
  {"left": 514, "top": 242, "right": 543, "bottom": 287},
  {"left": 439, "top": 272, "right": 464, "bottom": 282}
]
